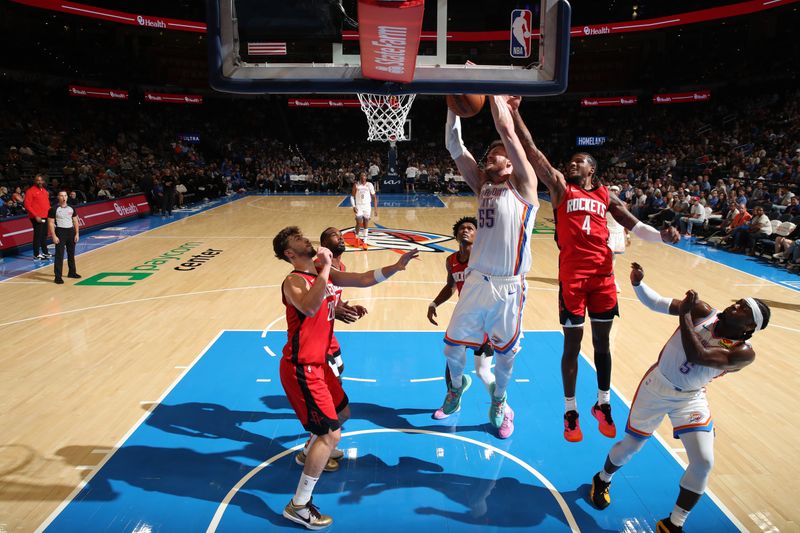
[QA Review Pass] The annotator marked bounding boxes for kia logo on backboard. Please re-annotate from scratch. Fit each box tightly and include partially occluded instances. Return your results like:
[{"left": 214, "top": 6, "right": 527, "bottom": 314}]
[{"left": 510, "top": 9, "right": 533, "bottom": 59}]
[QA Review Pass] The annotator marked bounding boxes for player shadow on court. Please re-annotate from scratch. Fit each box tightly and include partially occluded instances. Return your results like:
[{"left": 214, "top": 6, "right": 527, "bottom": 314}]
[
  {"left": 320, "top": 453, "right": 575, "bottom": 529},
  {"left": 260, "top": 395, "right": 489, "bottom": 434},
  {"left": 142, "top": 401, "right": 307, "bottom": 445}
]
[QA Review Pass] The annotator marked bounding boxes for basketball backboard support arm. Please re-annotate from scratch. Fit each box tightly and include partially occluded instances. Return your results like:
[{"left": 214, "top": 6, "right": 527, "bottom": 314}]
[{"left": 207, "top": 0, "right": 571, "bottom": 96}]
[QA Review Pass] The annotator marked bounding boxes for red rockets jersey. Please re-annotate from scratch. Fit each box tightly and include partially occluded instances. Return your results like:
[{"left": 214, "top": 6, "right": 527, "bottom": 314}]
[
  {"left": 282, "top": 271, "right": 339, "bottom": 365},
  {"left": 555, "top": 183, "right": 613, "bottom": 277},
  {"left": 447, "top": 252, "right": 469, "bottom": 295}
]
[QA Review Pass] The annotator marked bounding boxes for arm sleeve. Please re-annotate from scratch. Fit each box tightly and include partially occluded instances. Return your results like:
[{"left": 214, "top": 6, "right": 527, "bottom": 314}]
[
  {"left": 633, "top": 281, "right": 673, "bottom": 314},
  {"left": 631, "top": 221, "right": 663, "bottom": 243}
]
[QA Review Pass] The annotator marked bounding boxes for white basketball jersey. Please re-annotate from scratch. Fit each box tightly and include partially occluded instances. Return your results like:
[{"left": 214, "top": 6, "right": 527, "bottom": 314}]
[
  {"left": 606, "top": 211, "right": 624, "bottom": 235},
  {"left": 657, "top": 311, "right": 747, "bottom": 391},
  {"left": 354, "top": 182, "right": 374, "bottom": 207},
  {"left": 469, "top": 181, "right": 538, "bottom": 276}
]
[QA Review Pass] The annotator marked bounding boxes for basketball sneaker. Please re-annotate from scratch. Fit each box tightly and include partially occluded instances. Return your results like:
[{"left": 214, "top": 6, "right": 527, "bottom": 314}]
[
  {"left": 497, "top": 404, "right": 515, "bottom": 439},
  {"left": 432, "top": 407, "right": 450, "bottom": 420},
  {"left": 564, "top": 410, "right": 583, "bottom": 442},
  {"left": 439, "top": 374, "right": 471, "bottom": 416},
  {"left": 488, "top": 382, "right": 508, "bottom": 429},
  {"left": 295, "top": 450, "right": 340, "bottom": 472},
  {"left": 283, "top": 497, "right": 333, "bottom": 530},
  {"left": 589, "top": 472, "right": 611, "bottom": 510},
  {"left": 655, "top": 518, "right": 683, "bottom": 533},
  {"left": 591, "top": 403, "right": 617, "bottom": 438}
]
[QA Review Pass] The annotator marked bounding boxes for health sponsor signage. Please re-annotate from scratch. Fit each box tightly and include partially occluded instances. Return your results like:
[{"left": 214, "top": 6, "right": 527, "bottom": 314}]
[
  {"left": 653, "top": 90, "right": 711, "bottom": 104},
  {"left": 144, "top": 92, "right": 203, "bottom": 104},
  {"left": 288, "top": 99, "right": 361, "bottom": 108},
  {"left": 0, "top": 194, "right": 149, "bottom": 251},
  {"left": 15, "top": 0, "right": 798, "bottom": 38},
  {"left": 68, "top": 85, "right": 128, "bottom": 100},
  {"left": 580, "top": 96, "right": 638, "bottom": 107}
]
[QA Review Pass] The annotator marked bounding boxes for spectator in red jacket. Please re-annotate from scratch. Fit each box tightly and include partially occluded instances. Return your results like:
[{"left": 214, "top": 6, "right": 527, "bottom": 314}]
[{"left": 23, "top": 174, "right": 52, "bottom": 260}]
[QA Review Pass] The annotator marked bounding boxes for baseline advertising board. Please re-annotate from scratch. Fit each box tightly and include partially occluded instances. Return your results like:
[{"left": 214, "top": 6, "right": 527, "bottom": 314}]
[{"left": 0, "top": 194, "right": 150, "bottom": 251}]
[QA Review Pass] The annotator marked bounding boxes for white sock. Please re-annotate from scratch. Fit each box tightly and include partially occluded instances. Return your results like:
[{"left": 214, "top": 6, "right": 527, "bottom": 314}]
[
  {"left": 565, "top": 396, "right": 577, "bottom": 412},
  {"left": 363, "top": 227, "right": 369, "bottom": 240},
  {"left": 599, "top": 470, "right": 613, "bottom": 483},
  {"left": 598, "top": 390, "right": 611, "bottom": 405},
  {"left": 293, "top": 473, "right": 319, "bottom": 506},
  {"left": 450, "top": 374, "right": 463, "bottom": 389},
  {"left": 670, "top": 505, "right": 690, "bottom": 527}
]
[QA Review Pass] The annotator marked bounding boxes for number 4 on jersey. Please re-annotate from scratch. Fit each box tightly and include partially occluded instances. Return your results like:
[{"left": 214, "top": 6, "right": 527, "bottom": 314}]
[{"left": 582, "top": 215, "right": 591, "bottom": 235}]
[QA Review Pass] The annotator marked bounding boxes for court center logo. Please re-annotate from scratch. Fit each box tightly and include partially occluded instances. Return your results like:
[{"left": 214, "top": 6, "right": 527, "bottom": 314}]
[{"left": 341, "top": 227, "right": 453, "bottom": 252}]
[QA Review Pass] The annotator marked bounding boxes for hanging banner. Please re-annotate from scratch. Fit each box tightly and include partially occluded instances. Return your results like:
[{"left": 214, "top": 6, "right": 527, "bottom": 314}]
[
  {"left": 144, "top": 92, "right": 203, "bottom": 104},
  {"left": 68, "top": 85, "right": 128, "bottom": 100},
  {"left": 357, "top": 0, "right": 425, "bottom": 83},
  {"left": 653, "top": 90, "right": 711, "bottom": 104},
  {"left": 580, "top": 96, "right": 638, "bottom": 107}
]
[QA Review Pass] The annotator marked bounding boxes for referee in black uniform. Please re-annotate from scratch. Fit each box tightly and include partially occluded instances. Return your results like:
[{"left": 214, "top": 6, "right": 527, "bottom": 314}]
[{"left": 47, "top": 191, "right": 81, "bottom": 284}]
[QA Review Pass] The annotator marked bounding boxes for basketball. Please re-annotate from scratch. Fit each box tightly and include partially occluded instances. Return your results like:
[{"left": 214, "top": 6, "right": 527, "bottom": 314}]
[{"left": 446, "top": 94, "right": 486, "bottom": 118}]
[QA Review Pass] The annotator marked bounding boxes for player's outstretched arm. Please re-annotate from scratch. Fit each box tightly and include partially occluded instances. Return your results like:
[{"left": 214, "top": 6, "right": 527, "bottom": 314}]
[
  {"left": 614, "top": 195, "right": 680, "bottom": 243},
  {"left": 445, "top": 110, "right": 482, "bottom": 194},
  {"left": 488, "top": 95, "right": 539, "bottom": 206},
  {"left": 677, "top": 290, "right": 756, "bottom": 371},
  {"left": 427, "top": 262, "right": 456, "bottom": 325},
  {"left": 629, "top": 262, "right": 711, "bottom": 319},
  {"left": 508, "top": 97, "right": 566, "bottom": 205},
  {"left": 332, "top": 250, "right": 419, "bottom": 288}
]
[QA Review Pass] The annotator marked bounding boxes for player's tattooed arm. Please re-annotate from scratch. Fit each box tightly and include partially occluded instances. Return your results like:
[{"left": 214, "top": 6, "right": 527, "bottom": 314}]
[{"left": 508, "top": 97, "right": 566, "bottom": 203}]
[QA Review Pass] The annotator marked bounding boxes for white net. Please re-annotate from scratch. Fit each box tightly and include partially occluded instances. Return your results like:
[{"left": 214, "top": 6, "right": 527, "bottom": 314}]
[{"left": 357, "top": 93, "right": 416, "bottom": 142}]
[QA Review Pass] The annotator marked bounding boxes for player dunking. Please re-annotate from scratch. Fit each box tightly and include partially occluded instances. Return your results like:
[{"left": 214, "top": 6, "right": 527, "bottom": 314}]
[
  {"left": 589, "top": 263, "right": 770, "bottom": 533},
  {"left": 439, "top": 95, "right": 539, "bottom": 438},
  {"left": 426, "top": 216, "right": 495, "bottom": 418},
  {"left": 510, "top": 99, "right": 679, "bottom": 442},
  {"left": 273, "top": 226, "right": 417, "bottom": 530},
  {"left": 352, "top": 172, "right": 377, "bottom": 249},
  {"left": 294, "top": 227, "right": 369, "bottom": 472}
]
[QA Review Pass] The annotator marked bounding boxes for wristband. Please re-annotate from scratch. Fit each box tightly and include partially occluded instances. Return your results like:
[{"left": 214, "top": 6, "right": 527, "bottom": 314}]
[
  {"left": 429, "top": 301, "right": 438, "bottom": 309},
  {"left": 373, "top": 268, "right": 387, "bottom": 283}
]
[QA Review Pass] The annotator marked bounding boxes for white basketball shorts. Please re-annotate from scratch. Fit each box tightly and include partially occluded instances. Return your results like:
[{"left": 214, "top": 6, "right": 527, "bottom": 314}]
[
  {"left": 355, "top": 206, "right": 372, "bottom": 219},
  {"left": 444, "top": 269, "right": 527, "bottom": 355},
  {"left": 625, "top": 365, "right": 713, "bottom": 440}
]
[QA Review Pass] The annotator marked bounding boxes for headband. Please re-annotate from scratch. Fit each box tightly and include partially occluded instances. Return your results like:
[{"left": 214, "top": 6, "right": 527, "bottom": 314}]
[{"left": 743, "top": 298, "right": 763, "bottom": 332}]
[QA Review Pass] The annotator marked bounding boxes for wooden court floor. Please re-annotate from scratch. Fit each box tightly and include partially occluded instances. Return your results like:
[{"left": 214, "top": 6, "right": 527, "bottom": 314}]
[{"left": 1, "top": 194, "right": 798, "bottom": 532}]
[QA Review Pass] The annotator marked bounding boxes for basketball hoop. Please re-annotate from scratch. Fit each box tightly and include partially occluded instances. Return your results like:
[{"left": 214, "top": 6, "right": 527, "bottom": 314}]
[{"left": 357, "top": 93, "right": 416, "bottom": 142}]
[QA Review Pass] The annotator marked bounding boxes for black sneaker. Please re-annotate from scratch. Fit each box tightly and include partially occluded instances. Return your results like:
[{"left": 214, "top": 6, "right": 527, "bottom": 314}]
[
  {"left": 656, "top": 517, "right": 683, "bottom": 533},
  {"left": 54, "top": 278, "right": 64, "bottom": 284},
  {"left": 67, "top": 273, "right": 82, "bottom": 279},
  {"left": 283, "top": 497, "right": 333, "bottom": 530},
  {"left": 589, "top": 472, "right": 611, "bottom": 509},
  {"left": 41, "top": 252, "right": 53, "bottom": 258}
]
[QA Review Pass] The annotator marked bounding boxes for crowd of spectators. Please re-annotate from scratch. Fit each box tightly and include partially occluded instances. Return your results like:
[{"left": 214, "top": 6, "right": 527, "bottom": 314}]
[{"left": 1, "top": 80, "right": 798, "bottom": 270}]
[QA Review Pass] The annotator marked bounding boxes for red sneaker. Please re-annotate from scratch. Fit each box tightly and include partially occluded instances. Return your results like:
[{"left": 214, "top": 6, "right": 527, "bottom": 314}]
[
  {"left": 591, "top": 403, "right": 617, "bottom": 438},
  {"left": 564, "top": 410, "right": 583, "bottom": 442}
]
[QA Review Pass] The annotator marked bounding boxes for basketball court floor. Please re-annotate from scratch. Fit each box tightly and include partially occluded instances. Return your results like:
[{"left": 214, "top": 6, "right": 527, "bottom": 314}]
[{"left": 1, "top": 193, "right": 798, "bottom": 532}]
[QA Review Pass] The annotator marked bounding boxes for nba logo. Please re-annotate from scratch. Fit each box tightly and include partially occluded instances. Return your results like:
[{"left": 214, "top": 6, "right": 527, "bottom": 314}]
[{"left": 510, "top": 9, "right": 533, "bottom": 59}]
